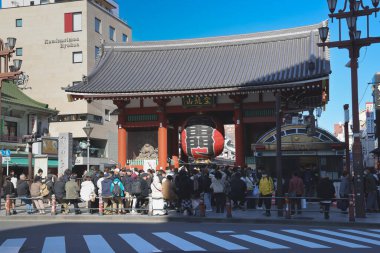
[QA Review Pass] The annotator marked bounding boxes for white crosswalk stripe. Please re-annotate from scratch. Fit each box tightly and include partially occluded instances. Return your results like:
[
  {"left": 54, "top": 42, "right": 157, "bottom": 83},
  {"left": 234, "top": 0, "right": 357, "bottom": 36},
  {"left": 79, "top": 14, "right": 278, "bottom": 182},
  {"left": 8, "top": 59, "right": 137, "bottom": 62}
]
[
  {"left": 231, "top": 234, "right": 289, "bottom": 249},
  {"left": 119, "top": 233, "right": 161, "bottom": 253},
  {"left": 42, "top": 236, "right": 66, "bottom": 253},
  {"left": 283, "top": 229, "right": 369, "bottom": 248},
  {"left": 186, "top": 231, "right": 247, "bottom": 250},
  {"left": 312, "top": 229, "right": 380, "bottom": 246},
  {"left": 83, "top": 235, "right": 115, "bottom": 253},
  {"left": 0, "top": 238, "right": 26, "bottom": 253},
  {"left": 340, "top": 229, "right": 380, "bottom": 239},
  {"left": 369, "top": 229, "right": 380, "bottom": 233},
  {"left": 153, "top": 232, "right": 206, "bottom": 251},
  {"left": 251, "top": 230, "right": 330, "bottom": 248},
  {"left": 2, "top": 229, "right": 380, "bottom": 252}
]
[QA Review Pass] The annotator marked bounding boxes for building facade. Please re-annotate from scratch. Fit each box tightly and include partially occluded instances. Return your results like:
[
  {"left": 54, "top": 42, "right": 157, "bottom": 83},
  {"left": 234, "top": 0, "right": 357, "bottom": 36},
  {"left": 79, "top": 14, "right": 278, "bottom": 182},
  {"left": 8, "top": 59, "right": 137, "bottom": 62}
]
[
  {"left": 0, "top": 81, "right": 58, "bottom": 176},
  {"left": 0, "top": 0, "right": 132, "bottom": 172}
]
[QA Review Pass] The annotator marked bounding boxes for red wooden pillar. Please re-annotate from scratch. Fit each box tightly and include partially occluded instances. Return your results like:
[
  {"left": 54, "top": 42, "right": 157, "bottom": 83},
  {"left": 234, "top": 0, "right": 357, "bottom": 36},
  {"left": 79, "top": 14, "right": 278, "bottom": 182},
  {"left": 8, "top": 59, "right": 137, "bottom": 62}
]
[
  {"left": 114, "top": 100, "right": 129, "bottom": 168},
  {"left": 158, "top": 111, "right": 168, "bottom": 170},
  {"left": 171, "top": 126, "right": 180, "bottom": 169},
  {"left": 234, "top": 104, "right": 245, "bottom": 167},
  {"left": 118, "top": 126, "right": 127, "bottom": 168}
]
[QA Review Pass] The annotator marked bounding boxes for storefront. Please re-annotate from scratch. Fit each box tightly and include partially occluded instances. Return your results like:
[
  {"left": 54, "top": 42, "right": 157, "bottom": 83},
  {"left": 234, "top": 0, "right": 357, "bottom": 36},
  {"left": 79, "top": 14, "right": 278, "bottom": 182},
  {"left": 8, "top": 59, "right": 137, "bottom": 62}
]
[{"left": 252, "top": 124, "right": 345, "bottom": 181}]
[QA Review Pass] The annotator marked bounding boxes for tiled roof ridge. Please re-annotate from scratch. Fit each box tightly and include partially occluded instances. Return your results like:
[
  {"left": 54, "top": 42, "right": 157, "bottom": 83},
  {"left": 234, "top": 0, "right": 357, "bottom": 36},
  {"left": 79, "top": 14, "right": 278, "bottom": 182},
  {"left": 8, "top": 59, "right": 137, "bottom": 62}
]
[{"left": 105, "top": 22, "right": 324, "bottom": 51}]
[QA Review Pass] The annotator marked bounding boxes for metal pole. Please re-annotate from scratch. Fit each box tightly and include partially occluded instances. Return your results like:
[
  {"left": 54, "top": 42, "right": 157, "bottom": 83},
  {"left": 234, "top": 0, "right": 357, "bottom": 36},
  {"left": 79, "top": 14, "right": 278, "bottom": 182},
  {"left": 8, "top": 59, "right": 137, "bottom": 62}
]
[
  {"left": 28, "top": 140, "right": 33, "bottom": 183},
  {"left": 344, "top": 104, "right": 350, "bottom": 173},
  {"left": 275, "top": 92, "right": 283, "bottom": 217},
  {"left": 350, "top": 51, "right": 366, "bottom": 218},
  {"left": 87, "top": 136, "right": 90, "bottom": 172}
]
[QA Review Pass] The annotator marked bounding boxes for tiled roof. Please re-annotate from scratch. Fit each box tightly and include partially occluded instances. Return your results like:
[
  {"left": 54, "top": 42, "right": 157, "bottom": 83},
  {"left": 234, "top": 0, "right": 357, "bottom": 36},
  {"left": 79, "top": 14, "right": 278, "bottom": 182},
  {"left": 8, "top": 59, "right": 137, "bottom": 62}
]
[
  {"left": 66, "top": 22, "right": 330, "bottom": 97},
  {"left": 2, "top": 81, "right": 58, "bottom": 113}
]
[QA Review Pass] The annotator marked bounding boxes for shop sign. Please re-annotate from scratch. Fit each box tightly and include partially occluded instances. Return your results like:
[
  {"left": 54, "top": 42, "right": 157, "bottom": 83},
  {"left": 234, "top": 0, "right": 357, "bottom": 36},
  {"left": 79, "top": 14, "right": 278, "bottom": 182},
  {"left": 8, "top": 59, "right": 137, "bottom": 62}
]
[{"left": 182, "top": 96, "right": 215, "bottom": 108}]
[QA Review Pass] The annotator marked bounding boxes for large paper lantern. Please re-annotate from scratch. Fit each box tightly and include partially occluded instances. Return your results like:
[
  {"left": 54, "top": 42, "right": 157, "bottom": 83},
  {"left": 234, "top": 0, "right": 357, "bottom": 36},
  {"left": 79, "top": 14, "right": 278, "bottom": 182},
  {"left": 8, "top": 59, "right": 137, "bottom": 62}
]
[{"left": 181, "top": 116, "right": 224, "bottom": 159}]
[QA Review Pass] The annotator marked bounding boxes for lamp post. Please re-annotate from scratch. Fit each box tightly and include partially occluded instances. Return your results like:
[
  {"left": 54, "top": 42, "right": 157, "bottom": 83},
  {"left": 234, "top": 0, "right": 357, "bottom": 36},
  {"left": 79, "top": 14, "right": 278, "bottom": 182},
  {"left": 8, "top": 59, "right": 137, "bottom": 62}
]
[
  {"left": 82, "top": 122, "right": 93, "bottom": 172},
  {"left": 318, "top": 0, "right": 380, "bottom": 218},
  {"left": 0, "top": 37, "right": 22, "bottom": 191}
]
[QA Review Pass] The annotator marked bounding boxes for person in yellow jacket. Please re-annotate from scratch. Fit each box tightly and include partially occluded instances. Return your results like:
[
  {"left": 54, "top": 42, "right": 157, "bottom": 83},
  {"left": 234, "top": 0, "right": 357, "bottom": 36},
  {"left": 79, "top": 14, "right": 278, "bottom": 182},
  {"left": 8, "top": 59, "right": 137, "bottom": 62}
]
[{"left": 259, "top": 172, "right": 274, "bottom": 216}]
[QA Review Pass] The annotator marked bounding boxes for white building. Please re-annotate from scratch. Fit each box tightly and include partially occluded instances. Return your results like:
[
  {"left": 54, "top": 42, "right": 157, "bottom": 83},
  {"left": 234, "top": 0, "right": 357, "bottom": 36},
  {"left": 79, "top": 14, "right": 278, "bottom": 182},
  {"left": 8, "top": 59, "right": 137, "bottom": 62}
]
[{"left": 0, "top": 0, "right": 132, "bottom": 172}]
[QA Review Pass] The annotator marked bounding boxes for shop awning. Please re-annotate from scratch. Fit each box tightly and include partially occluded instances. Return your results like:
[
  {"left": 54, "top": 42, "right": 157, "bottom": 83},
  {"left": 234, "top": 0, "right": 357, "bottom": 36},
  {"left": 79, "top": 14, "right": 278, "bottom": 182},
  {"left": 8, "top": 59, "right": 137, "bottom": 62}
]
[{"left": 1, "top": 157, "right": 58, "bottom": 168}]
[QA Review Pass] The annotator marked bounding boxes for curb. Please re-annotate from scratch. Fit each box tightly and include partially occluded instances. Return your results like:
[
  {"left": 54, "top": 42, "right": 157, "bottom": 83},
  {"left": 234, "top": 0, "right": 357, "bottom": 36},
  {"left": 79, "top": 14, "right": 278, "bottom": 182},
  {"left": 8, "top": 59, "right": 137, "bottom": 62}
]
[{"left": 0, "top": 215, "right": 379, "bottom": 228}]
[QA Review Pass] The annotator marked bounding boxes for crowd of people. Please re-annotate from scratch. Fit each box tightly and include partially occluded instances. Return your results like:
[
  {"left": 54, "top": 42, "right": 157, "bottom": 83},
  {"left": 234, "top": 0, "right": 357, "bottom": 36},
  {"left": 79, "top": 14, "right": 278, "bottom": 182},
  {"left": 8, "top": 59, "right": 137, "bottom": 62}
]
[{"left": 1, "top": 165, "right": 380, "bottom": 218}]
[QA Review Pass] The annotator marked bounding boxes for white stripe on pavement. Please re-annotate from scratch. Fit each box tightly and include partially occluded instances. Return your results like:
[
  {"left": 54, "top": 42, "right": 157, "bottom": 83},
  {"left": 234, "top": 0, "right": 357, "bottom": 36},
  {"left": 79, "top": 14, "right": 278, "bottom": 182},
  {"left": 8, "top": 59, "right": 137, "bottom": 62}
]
[
  {"left": 0, "top": 238, "right": 26, "bottom": 253},
  {"left": 1, "top": 238, "right": 26, "bottom": 248},
  {"left": 340, "top": 229, "right": 380, "bottom": 239},
  {"left": 216, "top": 231, "right": 235, "bottom": 234},
  {"left": 83, "top": 235, "right": 115, "bottom": 253},
  {"left": 369, "top": 229, "right": 380, "bottom": 233},
  {"left": 251, "top": 230, "right": 329, "bottom": 249},
  {"left": 153, "top": 232, "right": 206, "bottom": 251},
  {"left": 231, "top": 234, "right": 289, "bottom": 249},
  {"left": 283, "top": 230, "right": 368, "bottom": 248},
  {"left": 312, "top": 229, "right": 380, "bottom": 246},
  {"left": 186, "top": 231, "right": 247, "bottom": 250},
  {"left": 42, "top": 236, "right": 66, "bottom": 253},
  {"left": 119, "top": 234, "right": 161, "bottom": 253}
]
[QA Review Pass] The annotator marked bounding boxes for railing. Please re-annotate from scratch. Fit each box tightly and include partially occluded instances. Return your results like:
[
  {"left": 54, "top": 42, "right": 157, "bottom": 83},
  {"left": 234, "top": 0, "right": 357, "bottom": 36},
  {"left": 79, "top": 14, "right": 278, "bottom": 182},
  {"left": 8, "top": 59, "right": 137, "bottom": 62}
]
[{"left": 1, "top": 193, "right": 356, "bottom": 222}]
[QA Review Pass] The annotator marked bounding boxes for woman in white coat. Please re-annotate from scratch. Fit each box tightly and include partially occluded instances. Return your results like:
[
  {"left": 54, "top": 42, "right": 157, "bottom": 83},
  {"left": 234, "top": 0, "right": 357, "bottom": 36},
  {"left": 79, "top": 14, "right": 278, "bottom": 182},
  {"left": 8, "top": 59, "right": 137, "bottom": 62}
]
[
  {"left": 151, "top": 175, "right": 167, "bottom": 215},
  {"left": 80, "top": 176, "right": 96, "bottom": 213}
]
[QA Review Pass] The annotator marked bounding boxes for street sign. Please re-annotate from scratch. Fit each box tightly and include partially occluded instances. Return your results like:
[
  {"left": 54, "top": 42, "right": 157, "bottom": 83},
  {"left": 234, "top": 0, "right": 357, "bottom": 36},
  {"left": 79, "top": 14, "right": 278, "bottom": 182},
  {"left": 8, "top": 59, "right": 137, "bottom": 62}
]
[
  {"left": 1, "top": 149, "right": 11, "bottom": 157},
  {"left": 2, "top": 157, "right": 11, "bottom": 163}
]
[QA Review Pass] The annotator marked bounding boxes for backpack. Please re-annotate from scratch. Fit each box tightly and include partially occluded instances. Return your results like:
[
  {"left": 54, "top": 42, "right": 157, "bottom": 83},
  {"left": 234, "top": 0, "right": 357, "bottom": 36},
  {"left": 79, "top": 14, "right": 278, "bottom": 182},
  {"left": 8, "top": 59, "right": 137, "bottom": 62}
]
[
  {"left": 131, "top": 179, "right": 142, "bottom": 195},
  {"left": 112, "top": 181, "right": 121, "bottom": 197}
]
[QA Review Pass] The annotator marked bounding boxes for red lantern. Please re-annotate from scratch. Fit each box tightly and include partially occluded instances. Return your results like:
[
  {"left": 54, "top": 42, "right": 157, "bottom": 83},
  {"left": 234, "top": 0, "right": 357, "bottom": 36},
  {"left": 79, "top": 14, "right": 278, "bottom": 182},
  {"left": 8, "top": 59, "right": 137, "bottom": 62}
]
[{"left": 181, "top": 116, "right": 224, "bottom": 159}]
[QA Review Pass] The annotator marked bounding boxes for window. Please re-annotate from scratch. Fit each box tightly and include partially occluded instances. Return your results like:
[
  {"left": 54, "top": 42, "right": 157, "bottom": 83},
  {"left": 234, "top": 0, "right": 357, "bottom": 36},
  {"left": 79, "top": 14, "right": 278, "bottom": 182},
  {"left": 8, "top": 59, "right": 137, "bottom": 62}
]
[
  {"left": 64, "top": 12, "right": 82, "bottom": 33},
  {"left": 95, "top": 18, "right": 101, "bottom": 33},
  {"left": 105, "top": 109, "right": 110, "bottom": 121},
  {"left": 122, "top": 33, "right": 128, "bottom": 42},
  {"left": 16, "top": 19, "right": 22, "bottom": 27},
  {"left": 109, "top": 26, "right": 115, "bottom": 41},
  {"left": 15, "top": 48, "right": 23, "bottom": 56},
  {"left": 95, "top": 46, "right": 100, "bottom": 60},
  {"left": 72, "top": 51, "right": 83, "bottom": 63}
]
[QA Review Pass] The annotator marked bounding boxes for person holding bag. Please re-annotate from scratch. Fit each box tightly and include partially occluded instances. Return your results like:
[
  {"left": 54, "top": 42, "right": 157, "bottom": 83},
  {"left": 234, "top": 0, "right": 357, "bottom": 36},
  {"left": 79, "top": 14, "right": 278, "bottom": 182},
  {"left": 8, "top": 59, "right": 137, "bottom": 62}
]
[
  {"left": 288, "top": 172, "right": 305, "bottom": 215},
  {"left": 30, "top": 176, "right": 45, "bottom": 214}
]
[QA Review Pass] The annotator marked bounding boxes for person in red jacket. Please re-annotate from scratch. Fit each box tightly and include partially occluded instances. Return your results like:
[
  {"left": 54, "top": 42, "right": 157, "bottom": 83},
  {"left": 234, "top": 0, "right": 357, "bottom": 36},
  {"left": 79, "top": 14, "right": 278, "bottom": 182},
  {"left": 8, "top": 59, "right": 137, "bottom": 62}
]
[{"left": 288, "top": 172, "right": 305, "bottom": 215}]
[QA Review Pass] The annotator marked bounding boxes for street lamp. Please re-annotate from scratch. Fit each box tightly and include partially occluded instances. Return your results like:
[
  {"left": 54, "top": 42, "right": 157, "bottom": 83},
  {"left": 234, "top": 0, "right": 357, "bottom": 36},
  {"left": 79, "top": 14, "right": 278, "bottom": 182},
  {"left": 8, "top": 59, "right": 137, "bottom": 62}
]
[
  {"left": 318, "top": 0, "right": 380, "bottom": 218},
  {"left": 0, "top": 37, "right": 22, "bottom": 191},
  {"left": 82, "top": 122, "right": 93, "bottom": 172}
]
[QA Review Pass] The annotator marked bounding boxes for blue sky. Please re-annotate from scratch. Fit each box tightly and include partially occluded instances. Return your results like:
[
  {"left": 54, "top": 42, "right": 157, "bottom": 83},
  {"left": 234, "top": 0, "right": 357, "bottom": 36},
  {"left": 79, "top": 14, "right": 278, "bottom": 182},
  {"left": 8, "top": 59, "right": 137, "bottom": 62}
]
[{"left": 119, "top": 0, "right": 380, "bottom": 132}]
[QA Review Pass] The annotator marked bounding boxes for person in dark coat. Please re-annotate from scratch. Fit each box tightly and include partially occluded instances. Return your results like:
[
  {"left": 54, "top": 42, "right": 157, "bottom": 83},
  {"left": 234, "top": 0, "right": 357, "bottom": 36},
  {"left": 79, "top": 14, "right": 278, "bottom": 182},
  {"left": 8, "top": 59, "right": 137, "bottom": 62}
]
[
  {"left": 176, "top": 169, "right": 194, "bottom": 216},
  {"left": 3, "top": 176, "right": 17, "bottom": 214},
  {"left": 101, "top": 173, "right": 113, "bottom": 214},
  {"left": 136, "top": 173, "right": 150, "bottom": 213},
  {"left": 16, "top": 174, "right": 33, "bottom": 214},
  {"left": 53, "top": 175, "right": 69, "bottom": 213},
  {"left": 229, "top": 172, "right": 247, "bottom": 210},
  {"left": 317, "top": 176, "right": 335, "bottom": 219}
]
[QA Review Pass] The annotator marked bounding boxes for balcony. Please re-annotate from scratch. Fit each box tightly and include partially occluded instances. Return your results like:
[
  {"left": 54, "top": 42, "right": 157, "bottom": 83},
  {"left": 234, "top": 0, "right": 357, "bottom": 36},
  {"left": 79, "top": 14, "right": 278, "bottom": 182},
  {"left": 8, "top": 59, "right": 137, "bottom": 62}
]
[{"left": 0, "top": 135, "right": 24, "bottom": 143}]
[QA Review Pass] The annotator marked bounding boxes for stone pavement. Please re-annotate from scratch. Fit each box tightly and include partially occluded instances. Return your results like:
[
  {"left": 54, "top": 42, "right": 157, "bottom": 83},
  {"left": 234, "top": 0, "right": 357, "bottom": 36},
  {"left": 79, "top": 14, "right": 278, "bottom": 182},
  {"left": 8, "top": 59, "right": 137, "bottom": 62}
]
[{"left": 1, "top": 200, "right": 380, "bottom": 227}]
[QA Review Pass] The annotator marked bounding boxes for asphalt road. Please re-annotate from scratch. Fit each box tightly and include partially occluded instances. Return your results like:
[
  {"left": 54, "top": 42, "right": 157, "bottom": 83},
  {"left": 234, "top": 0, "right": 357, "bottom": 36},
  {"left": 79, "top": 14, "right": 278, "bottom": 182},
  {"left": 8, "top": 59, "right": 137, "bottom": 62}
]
[{"left": 0, "top": 221, "right": 380, "bottom": 253}]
